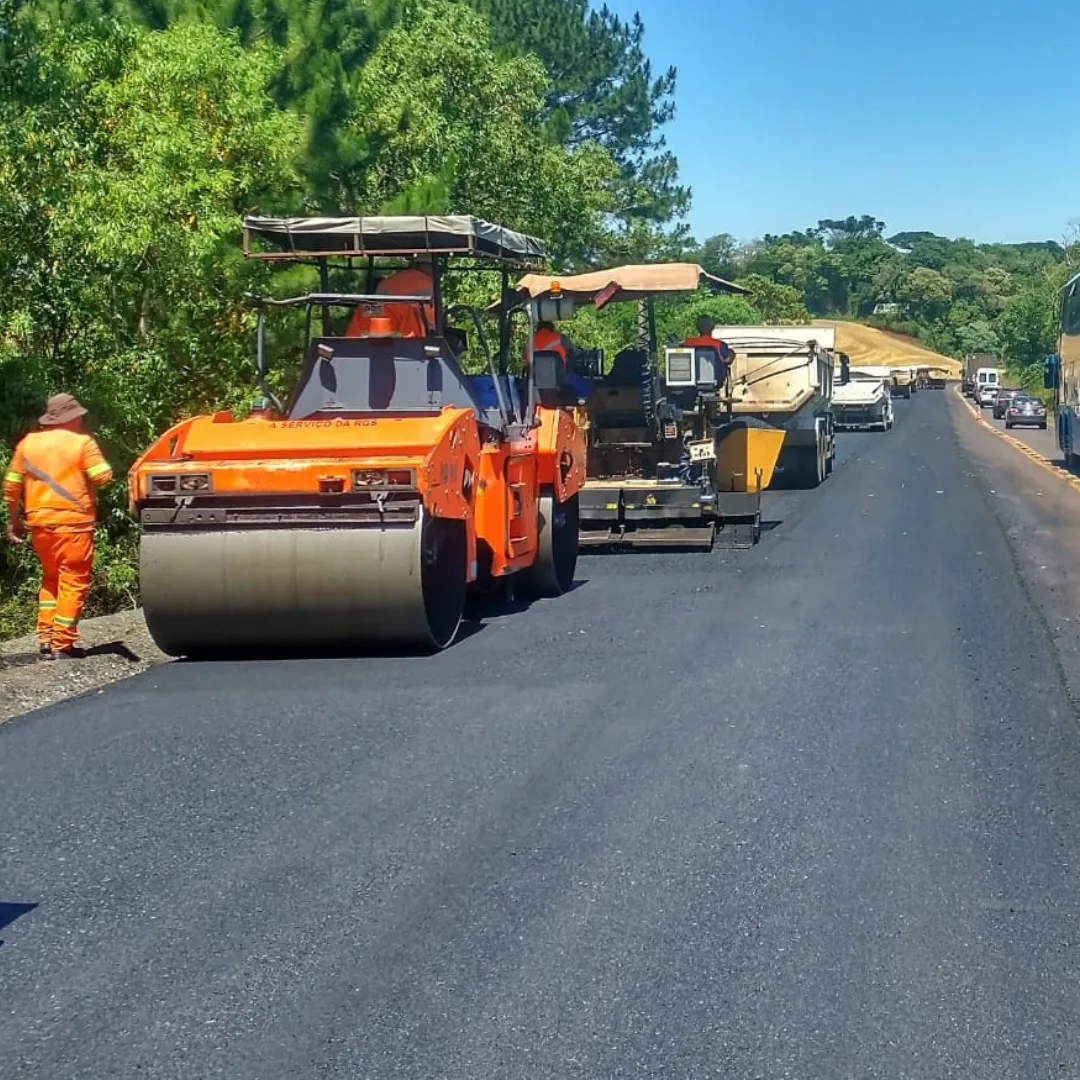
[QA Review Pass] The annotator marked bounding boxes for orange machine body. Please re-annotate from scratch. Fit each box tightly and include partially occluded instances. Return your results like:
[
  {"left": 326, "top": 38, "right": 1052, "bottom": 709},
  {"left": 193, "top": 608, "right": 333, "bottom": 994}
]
[{"left": 129, "top": 402, "right": 585, "bottom": 584}]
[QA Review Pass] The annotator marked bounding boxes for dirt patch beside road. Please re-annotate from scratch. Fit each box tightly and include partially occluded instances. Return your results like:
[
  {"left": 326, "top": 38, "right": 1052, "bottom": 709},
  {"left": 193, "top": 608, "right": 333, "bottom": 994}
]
[{"left": 0, "top": 609, "right": 168, "bottom": 724}]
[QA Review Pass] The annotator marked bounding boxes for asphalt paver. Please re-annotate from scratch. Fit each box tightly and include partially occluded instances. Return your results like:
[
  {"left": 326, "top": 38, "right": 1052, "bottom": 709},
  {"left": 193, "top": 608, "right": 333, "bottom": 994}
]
[{"left": 4, "top": 392, "right": 1080, "bottom": 1078}]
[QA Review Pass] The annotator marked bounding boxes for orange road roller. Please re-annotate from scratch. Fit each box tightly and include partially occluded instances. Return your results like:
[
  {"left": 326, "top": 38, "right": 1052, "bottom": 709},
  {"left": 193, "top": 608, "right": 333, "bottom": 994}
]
[{"left": 128, "top": 215, "right": 586, "bottom": 655}]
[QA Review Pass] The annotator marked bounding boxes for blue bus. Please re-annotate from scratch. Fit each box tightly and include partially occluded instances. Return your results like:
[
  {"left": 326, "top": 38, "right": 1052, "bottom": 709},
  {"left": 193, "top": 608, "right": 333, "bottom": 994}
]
[{"left": 1045, "top": 271, "right": 1080, "bottom": 466}]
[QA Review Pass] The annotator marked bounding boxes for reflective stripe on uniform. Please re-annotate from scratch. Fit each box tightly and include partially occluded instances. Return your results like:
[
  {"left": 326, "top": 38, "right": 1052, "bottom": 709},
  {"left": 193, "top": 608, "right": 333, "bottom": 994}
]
[
  {"left": 38, "top": 601, "right": 57, "bottom": 609},
  {"left": 86, "top": 461, "right": 112, "bottom": 479},
  {"left": 53, "top": 615, "right": 78, "bottom": 627},
  {"left": 22, "top": 459, "right": 84, "bottom": 507},
  {"left": 3, "top": 470, "right": 22, "bottom": 484}
]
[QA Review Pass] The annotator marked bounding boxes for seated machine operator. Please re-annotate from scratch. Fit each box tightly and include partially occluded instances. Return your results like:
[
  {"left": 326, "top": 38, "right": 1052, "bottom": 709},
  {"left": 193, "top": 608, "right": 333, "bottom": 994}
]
[
  {"left": 347, "top": 255, "right": 436, "bottom": 339},
  {"left": 683, "top": 315, "right": 735, "bottom": 368},
  {"left": 526, "top": 320, "right": 592, "bottom": 401}
]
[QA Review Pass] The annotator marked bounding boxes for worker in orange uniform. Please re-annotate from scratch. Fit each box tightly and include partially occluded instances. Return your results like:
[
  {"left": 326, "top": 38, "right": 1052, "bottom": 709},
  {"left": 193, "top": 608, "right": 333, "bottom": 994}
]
[
  {"left": 3, "top": 394, "right": 113, "bottom": 659},
  {"left": 526, "top": 321, "right": 592, "bottom": 400},
  {"left": 347, "top": 256, "right": 436, "bottom": 338},
  {"left": 684, "top": 315, "right": 735, "bottom": 367}
]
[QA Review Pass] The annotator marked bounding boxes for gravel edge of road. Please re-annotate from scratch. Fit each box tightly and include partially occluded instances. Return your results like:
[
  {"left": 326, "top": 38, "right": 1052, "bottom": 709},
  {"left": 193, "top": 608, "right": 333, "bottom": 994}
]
[{"left": 0, "top": 608, "right": 169, "bottom": 726}]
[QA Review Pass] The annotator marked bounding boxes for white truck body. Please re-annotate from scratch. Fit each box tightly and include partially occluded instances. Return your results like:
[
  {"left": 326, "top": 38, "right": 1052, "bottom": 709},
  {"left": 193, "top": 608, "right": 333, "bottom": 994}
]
[{"left": 832, "top": 371, "right": 893, "bottom": 431}]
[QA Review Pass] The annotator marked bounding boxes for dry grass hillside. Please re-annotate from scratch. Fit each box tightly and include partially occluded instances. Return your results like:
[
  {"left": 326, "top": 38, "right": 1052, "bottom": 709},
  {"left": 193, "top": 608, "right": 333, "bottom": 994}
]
[{"left": 812, "top": 320, "right": 962, "bottom": 378}]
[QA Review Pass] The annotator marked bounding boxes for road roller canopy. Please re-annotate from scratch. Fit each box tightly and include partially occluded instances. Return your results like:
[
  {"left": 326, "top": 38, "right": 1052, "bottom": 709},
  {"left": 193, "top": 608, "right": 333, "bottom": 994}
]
[
  {"left": 505, "top": 263, "right": 749, "bottom": 308},
  {"left": 243, "top": 214, "right": 547, "bottom": 267}
]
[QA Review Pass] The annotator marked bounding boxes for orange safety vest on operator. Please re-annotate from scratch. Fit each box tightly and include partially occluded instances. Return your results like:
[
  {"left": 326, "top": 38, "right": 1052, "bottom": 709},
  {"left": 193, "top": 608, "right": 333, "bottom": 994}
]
[
  {"left": 347, "top": 267, "right": 435, "bottom": 339},
  {"left": 3, "top": 429, "right": 113, "bottom": 532},
  {"left": 684, "top": 334, "right": 727, "bottom": 356},
  {"left": 528, "top": 328, "right": 569, "bottom": 366}
]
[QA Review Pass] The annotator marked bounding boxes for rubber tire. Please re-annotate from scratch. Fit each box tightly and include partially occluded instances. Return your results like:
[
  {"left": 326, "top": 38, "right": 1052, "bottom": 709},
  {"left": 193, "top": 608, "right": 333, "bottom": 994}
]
[{"left": 518, "top": 488, "right": 579, "bottom": 597}]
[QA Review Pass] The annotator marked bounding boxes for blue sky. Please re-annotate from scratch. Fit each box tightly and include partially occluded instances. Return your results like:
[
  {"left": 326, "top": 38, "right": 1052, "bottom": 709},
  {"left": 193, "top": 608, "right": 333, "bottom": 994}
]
[{"left": 603, "top": 0, "right": 1079, "bottom": 245}]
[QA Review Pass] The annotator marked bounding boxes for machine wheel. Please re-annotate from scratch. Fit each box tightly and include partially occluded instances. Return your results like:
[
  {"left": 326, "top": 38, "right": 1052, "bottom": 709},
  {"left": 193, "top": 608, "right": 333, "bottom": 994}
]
[
  {"left": 419, "top": 516, "right": 468, "bottom": 650},
  {"left": 518, "top": 488, "right": 579, "bottom": 597}
]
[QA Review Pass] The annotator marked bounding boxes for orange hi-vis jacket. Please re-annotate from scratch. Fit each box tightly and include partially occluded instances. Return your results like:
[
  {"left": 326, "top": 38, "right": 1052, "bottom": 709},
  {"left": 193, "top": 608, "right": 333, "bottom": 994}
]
[
  {"left": 347, "top": 267, "right": 435, "bottom": 339},
  {"left": 527, "top": 328, "right": 570, "bottom": 366},
  {"left": 3, "top": 429, "right": 113, "bottom": 533}
]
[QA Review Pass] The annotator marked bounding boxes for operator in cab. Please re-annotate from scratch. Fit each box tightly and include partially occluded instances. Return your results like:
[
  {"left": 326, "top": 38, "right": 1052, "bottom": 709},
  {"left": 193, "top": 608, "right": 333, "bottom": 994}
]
[
  {"left": 526, "top": 321, "right": 592, "bottom": 401},
  {"left": 347, "top": 254, "right": 436, "bottom": 338},
  {"left": 3, "top": 394, "right": 113, "bottom": 660},
  {"left": 684, "top": 315, "right": 735, "bottom": 368}
]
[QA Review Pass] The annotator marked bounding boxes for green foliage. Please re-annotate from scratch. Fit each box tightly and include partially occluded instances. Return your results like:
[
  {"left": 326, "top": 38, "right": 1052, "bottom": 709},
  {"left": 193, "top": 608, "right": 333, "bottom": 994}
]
[
  {"left": 466, "top": 0, "right": 687, "bottom": 247},
  {"left": 735, "top": 274, "right": 809, "bottom": 323}
]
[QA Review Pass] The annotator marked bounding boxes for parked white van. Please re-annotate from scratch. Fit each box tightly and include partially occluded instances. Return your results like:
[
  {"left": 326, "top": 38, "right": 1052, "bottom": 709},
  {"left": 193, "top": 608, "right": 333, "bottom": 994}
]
[{"left": 975, "top": 367, "right": 1001, "bottom": 407}]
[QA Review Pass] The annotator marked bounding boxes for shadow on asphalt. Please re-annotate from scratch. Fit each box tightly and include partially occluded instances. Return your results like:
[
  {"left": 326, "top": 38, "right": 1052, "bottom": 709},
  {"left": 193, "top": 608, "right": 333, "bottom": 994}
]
[{"left": 0, "top": 901, "right": 37, "bottom": 947}]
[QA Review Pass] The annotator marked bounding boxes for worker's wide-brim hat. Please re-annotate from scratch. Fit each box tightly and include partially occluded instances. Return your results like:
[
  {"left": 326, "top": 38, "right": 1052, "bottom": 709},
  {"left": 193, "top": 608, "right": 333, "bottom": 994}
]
[{"left": 39, "top": 393, "right": 88, "bottom": 426}]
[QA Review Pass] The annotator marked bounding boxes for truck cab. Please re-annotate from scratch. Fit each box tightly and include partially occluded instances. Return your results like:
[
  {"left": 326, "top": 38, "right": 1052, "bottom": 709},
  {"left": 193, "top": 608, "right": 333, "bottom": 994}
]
[{"left": 975, "top": 367, "right": 1001, "bottom": 407}]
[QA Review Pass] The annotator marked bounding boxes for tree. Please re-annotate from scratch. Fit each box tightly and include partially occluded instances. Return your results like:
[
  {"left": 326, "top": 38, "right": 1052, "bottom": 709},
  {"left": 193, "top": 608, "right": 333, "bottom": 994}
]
[
  {"left": 466, "top": 0, "right": 687, "bottom": 247},
  {"left": 899, "top": 267, "right": 953, "bottom": 321},
  {"left": 735, "top": 274, "right": 809, "bottom": 323},
  {"left": 955, "top": 319, "right": 1000, "bottom": 356},
  {"left": 348, "top": 0, "right": 617, "bottom": 264},
  {"left": 694, "top": 233, "right": 738, "bottom": 281},
  {"left": 995, "top": 286, "right": 1058, "bottom": 380}
]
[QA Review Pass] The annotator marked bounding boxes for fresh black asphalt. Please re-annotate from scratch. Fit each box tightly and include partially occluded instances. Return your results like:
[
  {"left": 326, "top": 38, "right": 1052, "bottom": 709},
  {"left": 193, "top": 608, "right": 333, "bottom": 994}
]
[{"left": 4, "top": 391, "right": 1080, "bottom": 1078}]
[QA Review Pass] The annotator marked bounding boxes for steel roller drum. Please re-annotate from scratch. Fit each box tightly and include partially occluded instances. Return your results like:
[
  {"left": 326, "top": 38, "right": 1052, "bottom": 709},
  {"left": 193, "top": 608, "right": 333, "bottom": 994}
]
[{"left": 140, "top": 515, "right": 467, "bottom": 656}]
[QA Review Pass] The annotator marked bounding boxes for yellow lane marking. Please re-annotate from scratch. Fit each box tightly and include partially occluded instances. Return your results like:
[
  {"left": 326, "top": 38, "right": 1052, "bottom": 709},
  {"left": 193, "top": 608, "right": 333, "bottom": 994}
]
[{"left": 957, "top": 389, "right": 1080, "bottom": 492}]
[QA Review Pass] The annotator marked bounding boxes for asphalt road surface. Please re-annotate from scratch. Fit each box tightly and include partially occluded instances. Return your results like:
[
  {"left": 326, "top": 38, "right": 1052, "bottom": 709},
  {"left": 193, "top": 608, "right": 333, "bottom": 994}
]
[{"left": 6, "top": 389, "right": 1080, "bottom": 1079}]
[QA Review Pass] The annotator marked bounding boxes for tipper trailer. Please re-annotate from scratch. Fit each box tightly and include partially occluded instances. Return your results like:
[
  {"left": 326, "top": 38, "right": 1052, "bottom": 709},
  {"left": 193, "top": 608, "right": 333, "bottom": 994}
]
[
  {"left": 833, "top": 367, "right": 894, "bottom": 431},
  {"left": 714, "top": 325, "right": 838, "bottom": 488}
]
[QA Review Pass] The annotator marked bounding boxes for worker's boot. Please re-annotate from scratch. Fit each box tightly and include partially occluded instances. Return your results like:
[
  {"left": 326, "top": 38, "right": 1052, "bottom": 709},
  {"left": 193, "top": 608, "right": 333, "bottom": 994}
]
[
  {"left": 50, "top": 646, "right": 84, "bottom": 661},
  {"left": 38, "top": 643, "right": 53, "bottom": 660}
]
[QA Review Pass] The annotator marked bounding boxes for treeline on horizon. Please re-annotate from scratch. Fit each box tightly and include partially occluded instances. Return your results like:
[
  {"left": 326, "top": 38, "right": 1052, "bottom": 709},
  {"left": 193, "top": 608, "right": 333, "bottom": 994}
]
[{"left": 0, "top": 0, "right": 1073, "bottom": 634}]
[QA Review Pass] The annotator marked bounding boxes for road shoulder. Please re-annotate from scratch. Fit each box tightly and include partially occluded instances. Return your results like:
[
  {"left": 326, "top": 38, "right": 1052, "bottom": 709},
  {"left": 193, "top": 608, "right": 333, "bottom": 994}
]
[
  {"left": 950, "top": 389, "right": 1080, "bottom": 709},
  {"left": 0, "top": 609, "right": 168, "bottom": 725}
]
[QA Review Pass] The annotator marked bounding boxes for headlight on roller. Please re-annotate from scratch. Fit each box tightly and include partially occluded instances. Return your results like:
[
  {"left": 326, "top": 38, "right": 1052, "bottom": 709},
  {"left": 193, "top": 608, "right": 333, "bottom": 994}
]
[
  {"left": 351, "top": 468, "right": 416, "bottom": 490},
  {"left": 148, "top": 473, "right": 211, "bottom": 495}
]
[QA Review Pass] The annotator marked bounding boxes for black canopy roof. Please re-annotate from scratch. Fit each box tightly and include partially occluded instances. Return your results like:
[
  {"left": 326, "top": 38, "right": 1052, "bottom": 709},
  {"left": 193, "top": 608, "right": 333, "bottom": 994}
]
[{"left": 243, "top": 214, "right": 548, "bottom": 266}]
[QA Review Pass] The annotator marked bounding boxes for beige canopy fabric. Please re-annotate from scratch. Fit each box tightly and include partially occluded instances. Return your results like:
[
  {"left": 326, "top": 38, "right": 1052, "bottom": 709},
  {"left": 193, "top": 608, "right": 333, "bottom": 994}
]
[{"left": 511, "top": 263, "right": 750, "bottom": 305}]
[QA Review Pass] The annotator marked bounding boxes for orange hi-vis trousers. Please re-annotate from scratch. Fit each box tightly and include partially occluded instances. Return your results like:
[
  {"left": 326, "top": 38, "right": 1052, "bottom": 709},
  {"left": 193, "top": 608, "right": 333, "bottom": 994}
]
[{"left": 30, "top": 528, "right": 93, "bottom": 650}]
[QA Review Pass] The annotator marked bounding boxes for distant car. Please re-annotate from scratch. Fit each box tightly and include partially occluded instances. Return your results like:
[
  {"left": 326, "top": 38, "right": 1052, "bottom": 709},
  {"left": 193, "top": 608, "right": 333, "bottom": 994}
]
[
  {"left": 1004, "top": 395, "right": 1048, "bottom": 429},
  {"left": 976, "top": 384, "right": 999, "bottom": 408},
  {"left": 992, "top": 388, "right": 1023, "bottom": 419}
]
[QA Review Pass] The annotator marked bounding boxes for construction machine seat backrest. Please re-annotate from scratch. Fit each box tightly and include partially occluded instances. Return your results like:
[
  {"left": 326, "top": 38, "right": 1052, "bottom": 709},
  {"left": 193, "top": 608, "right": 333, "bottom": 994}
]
[
  {"left": 606, "top": 348, "right": 648, "bottom": 386},
  {"left": 587, "top": 348, "right": 650, "bottom": 431},
  {"left": 287, "top": 335, "right": 498, "bottom": 424}
]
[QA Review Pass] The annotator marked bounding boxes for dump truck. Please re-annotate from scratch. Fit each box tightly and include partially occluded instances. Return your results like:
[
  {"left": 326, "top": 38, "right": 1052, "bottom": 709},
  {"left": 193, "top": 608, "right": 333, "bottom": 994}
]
[
  {"left": 505, "top": 265, "right": 786, "bottom": 549},
  {"left": 890, "top": 366, "right": 916, "bottom": 398},
  {"left": 712, "top": 325, "right": 838, "bottom": 488},
  {"left": 833, "top": 366, "right": 894, "bottom": 431},
  {"left": 128, "top": 214, "right": 586, "bottom": 655}
]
